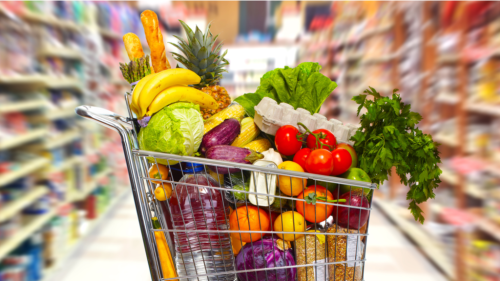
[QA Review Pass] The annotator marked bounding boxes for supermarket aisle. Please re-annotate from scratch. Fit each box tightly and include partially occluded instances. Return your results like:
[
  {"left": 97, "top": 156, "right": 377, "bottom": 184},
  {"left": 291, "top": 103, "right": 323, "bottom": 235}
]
[
  {"left": 51, "top": 193, "right": 447, "bottom": 281},
  {"left": 364, "top": 209, "right": 447, "bottom": 281},
  {"left": 47, "top": 193, "right": 151, "bottom": 281}
]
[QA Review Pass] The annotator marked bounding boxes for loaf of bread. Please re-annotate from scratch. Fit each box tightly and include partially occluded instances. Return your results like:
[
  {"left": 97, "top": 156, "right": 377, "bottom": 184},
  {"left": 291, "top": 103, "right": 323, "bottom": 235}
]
[
  {"left": 140, "top": 10, "right": 171, "bottom": 72},
  {"left": 123, "top": 33, "right": 145, "bottom": 60}
]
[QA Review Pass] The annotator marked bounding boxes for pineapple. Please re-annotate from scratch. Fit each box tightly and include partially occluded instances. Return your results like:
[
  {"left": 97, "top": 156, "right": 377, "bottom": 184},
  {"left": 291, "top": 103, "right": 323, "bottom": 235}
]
[
  {"left": 170, "top": 20, "right": 231, "bottom": 119},
  {"left": 200, "top": 85, "right": 231, "bottom": 119}
]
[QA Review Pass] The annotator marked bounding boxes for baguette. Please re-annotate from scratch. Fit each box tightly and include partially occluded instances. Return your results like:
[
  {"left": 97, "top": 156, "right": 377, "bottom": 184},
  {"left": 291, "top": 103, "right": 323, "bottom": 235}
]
[
  {"left": 141, "top": 10, "right": 171, "bottom": 72},
  {"left": 123, "top": 33, "right": 145, "bottom": 60}
]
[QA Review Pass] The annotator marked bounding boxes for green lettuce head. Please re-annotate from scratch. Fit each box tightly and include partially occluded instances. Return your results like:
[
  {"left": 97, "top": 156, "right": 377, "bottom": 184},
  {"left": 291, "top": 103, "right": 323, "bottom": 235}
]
[
  {"left": 138, "top": 102, "right": 204, "bottom": 165},
  {"left": 234, "top": 62, "right": 337, "bottom": 118}
]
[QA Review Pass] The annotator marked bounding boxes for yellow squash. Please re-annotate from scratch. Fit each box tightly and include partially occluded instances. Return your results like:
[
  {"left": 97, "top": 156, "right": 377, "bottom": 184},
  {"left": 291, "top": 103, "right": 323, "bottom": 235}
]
[{"left": 152, "top": 217, "right": 177, "bottom": 280}]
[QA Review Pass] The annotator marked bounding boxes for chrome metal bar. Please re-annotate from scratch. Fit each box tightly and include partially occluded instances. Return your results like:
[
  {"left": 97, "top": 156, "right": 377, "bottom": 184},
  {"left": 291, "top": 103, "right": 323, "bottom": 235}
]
[
  {"left": 159, "top": 259, "right": 368, "bottom": 281},
  {"left": 75, "top": 105, "right": 161, "bottom": 281},
  {"left": 134, "top": 150, "right": 376, "bottom": 189}
]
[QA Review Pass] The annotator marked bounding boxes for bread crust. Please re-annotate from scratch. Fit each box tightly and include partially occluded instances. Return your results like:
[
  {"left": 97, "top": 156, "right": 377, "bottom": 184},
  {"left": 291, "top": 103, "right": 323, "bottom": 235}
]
[
  {"left": 123, "top": 33, "right": 145, "bottom": 60},
  {"left": 141, "top": 10, "right": 171, "bottom": 72}
]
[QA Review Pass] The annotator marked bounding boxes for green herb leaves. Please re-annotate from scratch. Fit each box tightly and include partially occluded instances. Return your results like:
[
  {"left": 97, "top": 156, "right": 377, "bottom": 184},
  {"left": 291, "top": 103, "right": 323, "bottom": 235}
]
[
  {"left": 234, "top": 62, "right": 337, "bottom": 118},
  {"left": 350, "top": 87, "right": 442, "bottom": 224}
]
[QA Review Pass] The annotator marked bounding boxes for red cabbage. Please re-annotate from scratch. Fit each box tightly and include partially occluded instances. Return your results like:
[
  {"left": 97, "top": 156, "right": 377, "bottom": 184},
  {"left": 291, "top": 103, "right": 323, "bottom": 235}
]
[{"left": 235, "top": 237, "right": 296, "bottom": 281}]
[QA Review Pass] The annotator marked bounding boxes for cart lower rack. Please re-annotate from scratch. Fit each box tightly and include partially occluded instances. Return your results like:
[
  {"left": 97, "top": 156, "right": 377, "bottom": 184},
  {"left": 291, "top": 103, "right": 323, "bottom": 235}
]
[{"left": 76, "top": 104, "right": 376, "bottom": 281}]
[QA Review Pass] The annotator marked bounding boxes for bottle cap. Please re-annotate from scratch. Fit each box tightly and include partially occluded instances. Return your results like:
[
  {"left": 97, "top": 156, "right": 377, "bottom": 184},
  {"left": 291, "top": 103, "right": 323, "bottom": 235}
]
[{"left": 170, "top": 162, "right": 204, "bottom": 174}]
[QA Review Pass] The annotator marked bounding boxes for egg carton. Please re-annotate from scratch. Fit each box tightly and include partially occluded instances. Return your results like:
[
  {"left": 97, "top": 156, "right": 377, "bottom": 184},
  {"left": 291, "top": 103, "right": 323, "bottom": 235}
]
[{"left": 253, "top": 97, "right": 360, "bottom": 144}]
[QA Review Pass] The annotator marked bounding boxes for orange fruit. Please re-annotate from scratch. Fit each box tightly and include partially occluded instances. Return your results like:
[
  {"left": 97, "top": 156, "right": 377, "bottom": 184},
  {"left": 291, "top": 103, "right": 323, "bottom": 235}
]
[
  {"left": 149, "top": 164, "right": 169, "bottom": 184},
  {"left": 277, "top": 161, "right": 307, "bottom": 196},
  {"left": 273, "top": 211, "right": 306, "bottom": 241},
  {"left": 297, "top": 185, "right": 334, "bottom": 223},
  {"left": 230, "top": 235, "right": 246, "bottom": 256},
  {"left": 154, "top": 183, "right": 172, "bottom": 201},
  {"left": 229, "top": 206, "right": 270, "bottom": 242}
]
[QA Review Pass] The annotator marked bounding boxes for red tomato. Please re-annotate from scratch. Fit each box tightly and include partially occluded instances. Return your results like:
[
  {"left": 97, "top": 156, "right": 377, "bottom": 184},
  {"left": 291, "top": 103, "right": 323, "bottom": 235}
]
[
  {"left": 293, "top": 148, "right": 312, "bottom": 171},
  {"left": 306, "top": 129, "right": 337, "bottom": 151},
  {"left": 330, "top": 148, "right": 352, "bottom": 176},
  {"left": 305, "top": 149, "right": 334, "bottom": 176},
  {"left": 275, "top": 125, "right": 303, "bottom": 156}
]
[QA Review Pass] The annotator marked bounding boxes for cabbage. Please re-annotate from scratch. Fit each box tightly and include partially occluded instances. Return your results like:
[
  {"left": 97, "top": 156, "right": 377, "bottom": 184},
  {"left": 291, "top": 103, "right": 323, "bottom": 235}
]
[
  {"left": 235, "top": 236, "right": 296, "bottom": 281},
  {"left": 138, "top": 102, "right": 203, "bottom": 164}
]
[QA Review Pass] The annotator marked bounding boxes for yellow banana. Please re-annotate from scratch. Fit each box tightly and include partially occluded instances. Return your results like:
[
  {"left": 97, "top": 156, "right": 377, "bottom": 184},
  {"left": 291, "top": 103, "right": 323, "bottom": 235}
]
[
  {"left": 138, "top": 69, "right": 201, "bottom": 118},
  {"left": 131, "top": 73, "right": 158, "bottom": 117},
  {"left": 129, "top": 101, "right": 139, "bottom": 115},
  {"left": 146, "top": 86, "right": 218, "bottom": 117}
]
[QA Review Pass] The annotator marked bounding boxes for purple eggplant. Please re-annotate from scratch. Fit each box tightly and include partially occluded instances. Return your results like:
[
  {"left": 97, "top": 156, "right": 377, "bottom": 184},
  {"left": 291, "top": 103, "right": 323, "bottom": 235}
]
[
  {"left": 205, "top": 145, "right": 263, "bottom": 174},
  {"left": 200, "top": 118, "right": 240, "bottom": 154}
]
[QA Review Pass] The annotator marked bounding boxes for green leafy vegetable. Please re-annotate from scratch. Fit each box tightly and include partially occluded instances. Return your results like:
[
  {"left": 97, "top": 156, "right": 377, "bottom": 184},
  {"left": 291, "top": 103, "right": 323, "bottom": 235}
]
[
  {"left": 138, "top": 102, "right": 204, "bottom": 165},
  {"left": 350, "top": 87, "right": 442, "bottom": 224},
  {"left": 234, "top": 62, "right": 337, "bottom": 117}
]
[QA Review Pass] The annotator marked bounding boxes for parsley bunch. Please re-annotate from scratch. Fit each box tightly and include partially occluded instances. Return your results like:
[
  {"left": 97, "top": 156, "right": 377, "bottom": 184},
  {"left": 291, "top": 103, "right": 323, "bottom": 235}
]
[{"left": 350, "top": 87, "right": 442, "bottom": 224}]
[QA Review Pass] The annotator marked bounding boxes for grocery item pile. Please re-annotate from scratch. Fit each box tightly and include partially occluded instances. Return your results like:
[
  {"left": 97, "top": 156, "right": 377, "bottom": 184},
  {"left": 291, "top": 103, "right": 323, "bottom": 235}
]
[{"left": 119, "top": 10, "right": 442, "bottom": 281}]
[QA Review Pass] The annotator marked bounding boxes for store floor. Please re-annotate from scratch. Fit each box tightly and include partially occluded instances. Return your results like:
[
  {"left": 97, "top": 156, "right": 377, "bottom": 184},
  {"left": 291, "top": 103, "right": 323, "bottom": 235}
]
[{"left": 49, "top": 193, "right": 448, "bottom": 281}]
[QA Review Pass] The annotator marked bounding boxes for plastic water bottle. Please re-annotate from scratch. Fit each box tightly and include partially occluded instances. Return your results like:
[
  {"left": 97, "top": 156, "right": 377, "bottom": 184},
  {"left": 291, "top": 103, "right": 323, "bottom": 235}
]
[{"left": 169, "top": 164, "right": 236, "bottom": 281}]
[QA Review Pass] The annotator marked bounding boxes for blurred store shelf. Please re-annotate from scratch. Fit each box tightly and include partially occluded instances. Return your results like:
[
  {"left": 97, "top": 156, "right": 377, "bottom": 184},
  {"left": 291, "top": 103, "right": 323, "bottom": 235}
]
[
  {"left": 28, "top": 129, "right": 81, "bottom": 150},
  {"left": 434, "top": 132, "right": 458, "bottom": 147},
  {"left": 435, "top": 92, "right": 459, "bottom": 104},
  {"left": 0, "top": 75, "right": 82, "bottom": 91},
  {"left": 466, "top": 102, "right": 500, "bottom": 117},
  {"left": 440, "top": 166, "right": 458, "bottom": 185},
  {"left": 466, "top": 183, "right": 485, "bottom": 199},
  {"left": 38, "top": 46, "right": 83, "bottom": 60},
  {"left": 49, "top": 156, "right": 84, "bottom": 173},
  {"left": 44, "top": 77, "right": 82, "bottom": 91},
  {"left": 0, "top": 100, "right": 47, "bottom": 113},
  {"left": 437, "top": 54, "right": 460, "bottom": 64},
  {"left": 0, "top": 128, "right": 48, "bottom": 150},
  {"left": 0, "top": 208, "right": 58, "bottom": 260},
  {"left": 76, "top": 168, "right": 112, "bottom": 201},
  {"left": 0, "top": 186, "right": 49, "bottom": 223},
  {"left": 99, "top": 28, "right": 122, "bottom": 40},
  {"left": 43, "top": 106, "right": 77, "bottom": 120},
  {"left": 0, "top": 75, "right": 47, "bottom": 86},
  {"left": 21, "top": 9, "right": 82, "bottom": 31},
  {"left": 359, "top": 23, "right": 394, "bottom": 40},
  {"left": 0, "top": 157, "right": 50, "bottom": 187},
  {"left": 361, "top": 54, "right": 399, "bottom": 65}
]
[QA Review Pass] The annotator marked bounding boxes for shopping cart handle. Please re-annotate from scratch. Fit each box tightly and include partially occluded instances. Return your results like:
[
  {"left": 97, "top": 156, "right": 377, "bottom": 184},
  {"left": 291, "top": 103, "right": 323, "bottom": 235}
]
[{"left": 75, "top": 105, "right": 132, "bottom": 130}]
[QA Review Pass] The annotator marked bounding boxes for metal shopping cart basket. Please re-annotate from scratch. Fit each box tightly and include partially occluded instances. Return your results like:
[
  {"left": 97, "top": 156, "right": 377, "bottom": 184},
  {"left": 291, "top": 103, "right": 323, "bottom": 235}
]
[{"left": 76, "top": 101, "right": 376, "bottom": 281}]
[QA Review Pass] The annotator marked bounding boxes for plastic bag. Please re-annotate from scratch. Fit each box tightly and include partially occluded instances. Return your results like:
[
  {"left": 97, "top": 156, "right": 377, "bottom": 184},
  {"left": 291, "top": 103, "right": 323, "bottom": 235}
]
[{"left": 224, "top": 172, "right": 250, "bottom": 206}]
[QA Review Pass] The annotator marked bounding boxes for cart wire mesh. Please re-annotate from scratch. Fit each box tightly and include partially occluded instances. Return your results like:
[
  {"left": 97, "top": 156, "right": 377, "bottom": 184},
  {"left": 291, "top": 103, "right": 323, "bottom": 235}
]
[{"left": 75, "top": 98, "right": 377, "bottom": 281}]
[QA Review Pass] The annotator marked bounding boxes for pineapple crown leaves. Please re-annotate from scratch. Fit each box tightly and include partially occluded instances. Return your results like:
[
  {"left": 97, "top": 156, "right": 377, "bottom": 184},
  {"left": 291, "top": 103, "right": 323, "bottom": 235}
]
[{"left": 169, "top": 20, "right": 229, "bottom": 87}]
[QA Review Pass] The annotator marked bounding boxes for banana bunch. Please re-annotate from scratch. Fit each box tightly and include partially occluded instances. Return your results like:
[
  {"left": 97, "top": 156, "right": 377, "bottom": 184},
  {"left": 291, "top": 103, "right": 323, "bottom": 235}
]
[{"left": 130, "top": 68, "right": 219, "bottom": 119}]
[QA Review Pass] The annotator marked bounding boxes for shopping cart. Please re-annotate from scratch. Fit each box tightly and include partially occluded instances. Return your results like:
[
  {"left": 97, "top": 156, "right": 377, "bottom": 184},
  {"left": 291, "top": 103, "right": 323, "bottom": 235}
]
[{"left": 75, "top": 100, "right": 376, "bottom": 281}]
